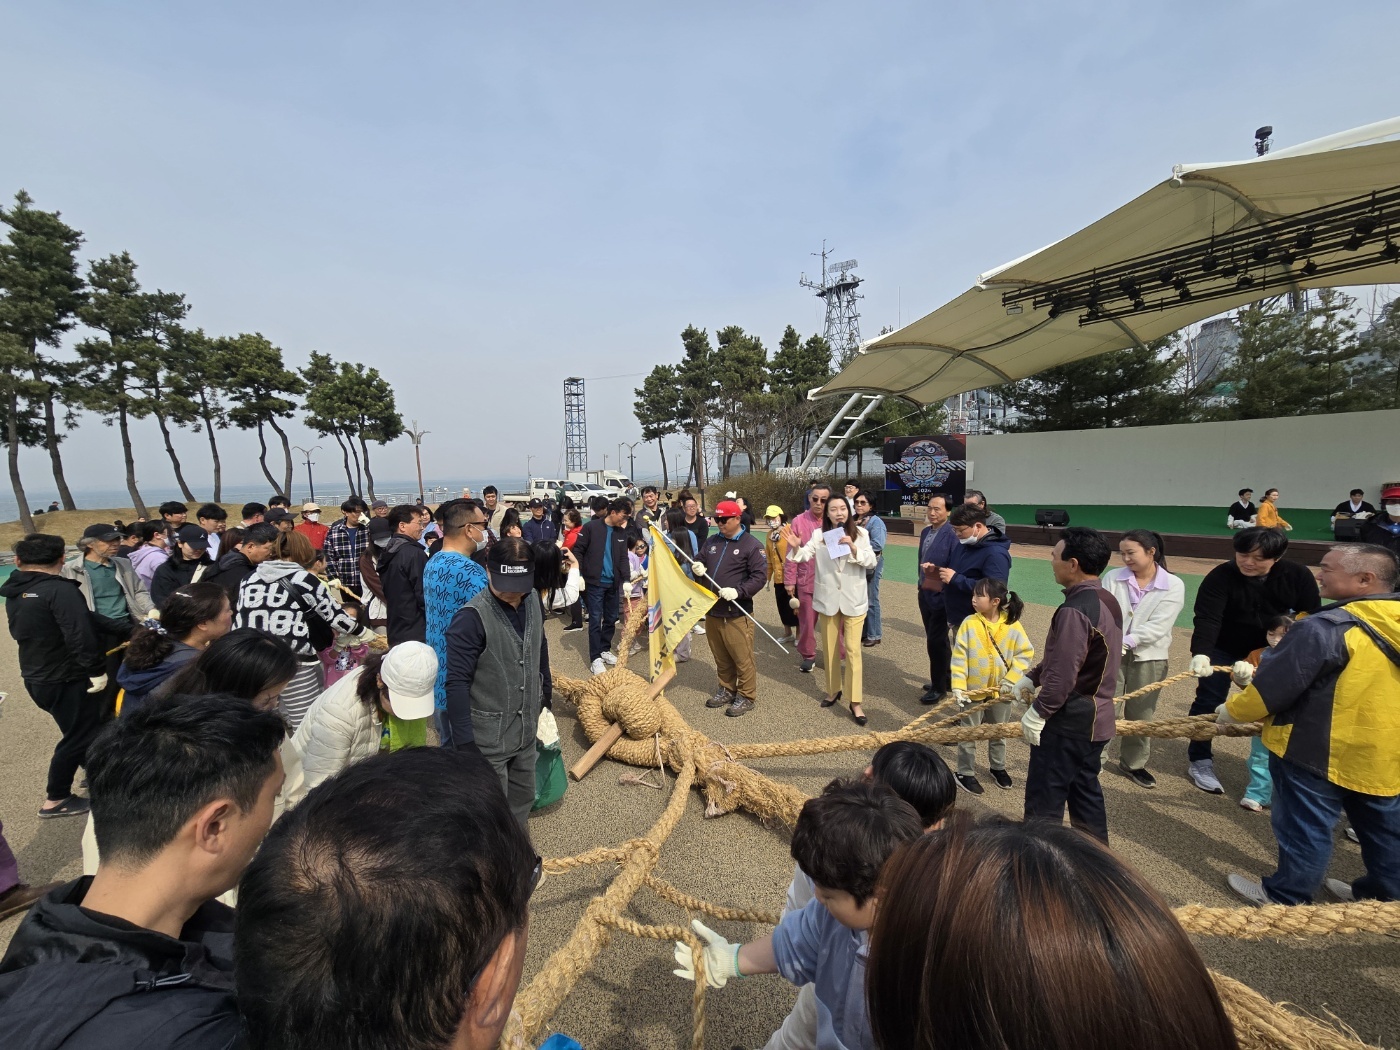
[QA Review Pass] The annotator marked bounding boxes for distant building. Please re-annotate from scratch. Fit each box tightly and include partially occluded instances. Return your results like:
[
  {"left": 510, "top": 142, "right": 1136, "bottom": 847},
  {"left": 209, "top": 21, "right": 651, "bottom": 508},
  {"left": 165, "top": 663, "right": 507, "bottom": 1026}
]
[{"left": 944, "top": 387, "right": 1020, "bottom": 434}]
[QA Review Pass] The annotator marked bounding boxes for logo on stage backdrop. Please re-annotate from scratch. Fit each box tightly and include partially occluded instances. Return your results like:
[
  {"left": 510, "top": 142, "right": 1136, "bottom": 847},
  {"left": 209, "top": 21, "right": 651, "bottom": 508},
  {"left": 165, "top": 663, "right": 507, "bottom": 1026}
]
[{"left": 883, "top": 435, "right": 968, "bottom": 506}]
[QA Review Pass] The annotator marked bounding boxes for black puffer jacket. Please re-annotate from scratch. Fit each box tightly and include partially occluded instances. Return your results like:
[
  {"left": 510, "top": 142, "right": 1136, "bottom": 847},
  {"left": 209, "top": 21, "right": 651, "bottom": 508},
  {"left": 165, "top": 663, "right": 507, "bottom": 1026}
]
[
  {"left": 149, "top": 554, "right": 215, "bottom": 609},
  {"left": 377, "top": 535, "right": 428, "bottom": 644},
  {"left": 0, "top": 878, "right": 240, "bottom": 1050},
  {"left": 0, "top": 571, "right": 105, "bottom": 684}
]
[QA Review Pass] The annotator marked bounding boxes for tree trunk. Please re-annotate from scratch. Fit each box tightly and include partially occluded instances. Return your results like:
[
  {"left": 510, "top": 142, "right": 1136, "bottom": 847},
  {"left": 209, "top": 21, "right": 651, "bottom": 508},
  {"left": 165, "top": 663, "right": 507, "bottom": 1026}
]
[
  {"left": 347, "top": 437, "right": 364, "bottom": 495},
  {"left": 267, "top": 417, "right": 294, "bottom": 499},
  {"left": 196, "top": 393, "right": 223, "bottom": 502},
  {"left": 118, "top": 401, "right": 146, "bottom": 519},
  {"left": 154, "top": 409, "right": 196, "bottom": 502},
  {"left": 7, "top": 384, "right": 34, "bottom": 536},
  {"left": 332, "top": 430, "right": 356, "bottom": 495},
  {"left": 357, "top": 433, "right": 376, "bottom": 501},
  {"left": 254, "top": 423, "right": 281, "bottom": 493},
  {"left": 30, "top": 365, "right": 75, "bottom": 510},
  {"left": 656, "top": 435, "right": 668, "bottom": 489}
]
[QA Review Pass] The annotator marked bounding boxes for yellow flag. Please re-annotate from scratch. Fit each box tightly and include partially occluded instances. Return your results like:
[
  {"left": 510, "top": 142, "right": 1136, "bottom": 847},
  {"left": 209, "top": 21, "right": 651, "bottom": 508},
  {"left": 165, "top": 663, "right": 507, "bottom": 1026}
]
[{"left": 648, "top": 525, "right": 716, "bottom": 679}]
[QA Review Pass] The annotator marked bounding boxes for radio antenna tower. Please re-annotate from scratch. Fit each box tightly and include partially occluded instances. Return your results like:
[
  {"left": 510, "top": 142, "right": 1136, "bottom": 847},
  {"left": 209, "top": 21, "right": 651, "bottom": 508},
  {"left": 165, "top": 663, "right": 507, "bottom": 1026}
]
[
  {"left": 800, "top": 242, "right": 863, "bottom": 366},
  {"left": 564, "top": 377, "right": 588, "bottom": 473}
]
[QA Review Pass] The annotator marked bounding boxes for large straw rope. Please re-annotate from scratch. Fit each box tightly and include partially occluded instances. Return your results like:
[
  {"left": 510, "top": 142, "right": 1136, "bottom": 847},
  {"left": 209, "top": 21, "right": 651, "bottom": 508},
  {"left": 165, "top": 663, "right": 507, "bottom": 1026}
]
[{"left": 502, "top": 603, "right": 1392, "bottom": 1049}]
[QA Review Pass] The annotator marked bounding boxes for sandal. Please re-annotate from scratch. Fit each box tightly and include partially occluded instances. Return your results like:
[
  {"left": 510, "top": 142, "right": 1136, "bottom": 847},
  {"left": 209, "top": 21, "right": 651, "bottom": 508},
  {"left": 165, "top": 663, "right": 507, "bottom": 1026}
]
[
  {"left": 820, "top": 690, "right": 842, "bottom": 708},
  {"left": 38, "top": 795, "right": 90, "bottom": 820},
  {"left": 850, "top": 702, "right": 867, "bottom": 726}
]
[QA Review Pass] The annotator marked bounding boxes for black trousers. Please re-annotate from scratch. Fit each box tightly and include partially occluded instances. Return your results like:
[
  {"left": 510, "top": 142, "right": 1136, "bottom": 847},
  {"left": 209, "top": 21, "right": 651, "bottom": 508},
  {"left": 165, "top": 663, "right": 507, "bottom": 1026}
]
[
  {"left": 26, "top": 677, "right": 105, "bottom": 802},
  {"left": 1187, "top": 647, "right": 1236, "bottom": 762},
  {"left": 773, "top": 584, "right": 800, "bottom": 629},
  {"left": 1024, "top": 732, "right": 1109, "bottom": 844},
  {"left": 919, "top": 598, "right": 950, "bottom": 694}
]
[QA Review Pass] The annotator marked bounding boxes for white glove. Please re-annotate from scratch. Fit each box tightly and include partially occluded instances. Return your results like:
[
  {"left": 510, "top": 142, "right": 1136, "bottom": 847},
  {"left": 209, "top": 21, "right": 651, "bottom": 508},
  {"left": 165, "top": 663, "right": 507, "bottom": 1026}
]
[
  {"left": 672, "top": 919, "right": 741, "bottom": 988},
  {"left": 1008, "top": 676, "right": 1036, "bottom": 705},
  {"left": 1189, "top": 654, "right": 1213, "bottom": 678},
  {"left": 998, "top": 679, "right": 1016, "bottom": 698},
  {"left": 691, "top": 561, "right": 707, "bottom": 577},
  {"left": 952, "top": 689, "right": 970, "bottom": 710},
  {"left": 352, "top": 627, "right": 378, "bottom": 646},
  {"left": 1213, "top": 701, "right": 1243, "bottom": 725},
  {"left": 788, "top": 595, "right": 801, "bottom": 611},
  {"left": 536, "top": 708, "right": 560, "bottom": 746},
  {"left": 1283, "top": 524, "right": 1293, "bottom": 531},
  {"left": 717, "top": 586, "right": 739, "bottom": 602},
  {"left": 87, "top": 674, "right": 108, "bottom": 694},
  {"left": 1021, "top": 705, "right": 1047, "bottom": 746},
  {"left": 1230, "top": 660, "right": 1254, "bottom": 687}
]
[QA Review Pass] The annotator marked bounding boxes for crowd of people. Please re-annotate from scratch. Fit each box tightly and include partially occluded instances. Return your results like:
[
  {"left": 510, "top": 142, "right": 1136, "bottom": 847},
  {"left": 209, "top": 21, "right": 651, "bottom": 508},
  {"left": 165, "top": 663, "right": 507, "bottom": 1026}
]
[{"left": 0, "top": 478, "right": 1396, "bottom": 1050}]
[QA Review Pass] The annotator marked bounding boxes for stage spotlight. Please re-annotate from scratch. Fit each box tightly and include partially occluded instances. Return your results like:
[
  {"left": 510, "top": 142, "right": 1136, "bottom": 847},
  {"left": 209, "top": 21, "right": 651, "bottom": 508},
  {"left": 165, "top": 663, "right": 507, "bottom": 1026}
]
[
  {"left": 1296, "top": 228, "right": 1315, "bottom": 250},
  {"left": 1300, "top": 258, "right": 1319, "bottom": 276},
  {"left": 1382, "top": 240, "right": 1400, "bottom": 262},
  {"left": 1200, "top": 252, "right": 1218, "bottom": 273},
  {"left": 1236, "top": 274, "right": 1255, "bottom": 289}
]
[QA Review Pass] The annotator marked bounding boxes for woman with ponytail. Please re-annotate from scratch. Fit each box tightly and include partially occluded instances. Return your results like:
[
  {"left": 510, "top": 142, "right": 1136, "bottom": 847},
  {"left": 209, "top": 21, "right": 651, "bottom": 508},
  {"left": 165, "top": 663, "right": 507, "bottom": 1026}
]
[
  {"left": 1103, "top": 529, "right": 1186, "bottom": 789},
  {"left": 949, "top": 577, "right": 1034, "bottom": 794},
  {"left": 116, "top": 581, "right": 233, "bottom": 714}
]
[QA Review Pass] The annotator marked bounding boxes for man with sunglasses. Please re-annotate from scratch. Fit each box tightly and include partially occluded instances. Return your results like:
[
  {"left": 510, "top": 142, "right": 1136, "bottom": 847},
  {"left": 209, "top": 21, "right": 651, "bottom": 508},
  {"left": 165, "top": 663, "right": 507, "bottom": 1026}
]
[
  {"left": 424, "top": 500, "right": 490, "bottom": 746},
  {"left": 784, "top": 483, "right": 830, "bottom": 672},
  {"left": 235, "top": 748, "right": 554, "bottom": 1050}
]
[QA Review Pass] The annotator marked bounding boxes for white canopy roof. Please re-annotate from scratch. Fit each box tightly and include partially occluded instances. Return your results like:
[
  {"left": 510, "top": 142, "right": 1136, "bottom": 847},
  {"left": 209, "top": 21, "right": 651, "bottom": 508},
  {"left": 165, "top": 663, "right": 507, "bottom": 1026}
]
[{"left": 817, "top": 118, "right": 1400, "bottom": 405}]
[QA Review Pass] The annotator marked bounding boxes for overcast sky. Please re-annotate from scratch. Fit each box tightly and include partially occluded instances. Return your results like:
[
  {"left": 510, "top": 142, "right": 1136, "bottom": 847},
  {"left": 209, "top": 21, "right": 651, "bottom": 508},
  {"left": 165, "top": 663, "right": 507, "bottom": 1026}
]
[{"left": 4, "top": 1, "right": 1398, "bottom": 498}]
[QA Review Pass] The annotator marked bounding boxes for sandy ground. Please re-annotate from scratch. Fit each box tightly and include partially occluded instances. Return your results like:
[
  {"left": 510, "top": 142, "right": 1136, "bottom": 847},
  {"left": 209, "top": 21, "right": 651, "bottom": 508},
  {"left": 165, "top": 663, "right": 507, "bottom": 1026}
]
[{"left": 1, "top": 553, "right": 1396, "bottom": 1048}]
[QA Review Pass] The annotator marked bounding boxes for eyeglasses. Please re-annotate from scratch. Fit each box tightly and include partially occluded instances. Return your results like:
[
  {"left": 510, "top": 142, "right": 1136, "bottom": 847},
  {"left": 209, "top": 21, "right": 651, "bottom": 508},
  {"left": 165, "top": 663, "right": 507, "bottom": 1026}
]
[{"left": 810, "top": 496, "right": 828, "bottom": 503}]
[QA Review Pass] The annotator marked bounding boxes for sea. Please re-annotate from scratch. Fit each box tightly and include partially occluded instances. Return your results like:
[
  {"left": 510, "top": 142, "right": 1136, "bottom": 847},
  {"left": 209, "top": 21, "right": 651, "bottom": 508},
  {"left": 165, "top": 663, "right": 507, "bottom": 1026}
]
[{"left": 2, "top": 477, "right": 532, "bottom": 524}]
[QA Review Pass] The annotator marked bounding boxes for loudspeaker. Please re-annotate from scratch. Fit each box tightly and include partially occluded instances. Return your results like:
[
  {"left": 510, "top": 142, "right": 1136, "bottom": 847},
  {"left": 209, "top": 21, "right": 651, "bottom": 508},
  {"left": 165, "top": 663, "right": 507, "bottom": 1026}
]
[
  {"left": 1333, "top": 518, "right": 1367, "bottom": 541},
  {"left": 1034, "top": 508, "right": 1070, "bottom": 527}
]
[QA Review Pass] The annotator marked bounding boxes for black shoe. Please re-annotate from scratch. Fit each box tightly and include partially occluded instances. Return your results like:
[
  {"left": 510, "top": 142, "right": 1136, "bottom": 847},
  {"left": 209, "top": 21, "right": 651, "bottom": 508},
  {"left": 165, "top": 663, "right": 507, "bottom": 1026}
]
[
  {"left": 919, "top": 689, "right": 946, "bottom": 706},
  {"left": 922, "top": 681, "right": 933, "bottom": 691},
  {"left": 725, "top": 696, "right": 755, "bottom": 717},
  {"left": 562, "top": 623, "right": 584, "bottom": 633},
  {"left": 38, "top": 795, "right": 90, "bottom": 819},
  {"left": 706, "top": 688, "right": 736, "bottom": 709},
  {"left": 820, "top": 690, "right": 842, "bottom": 708},
  {"left": 1120, "top": 764, "right": 1156, "bottom": 789},
  {"left": 955, "top": 774, "right": 984, "bottom": 795},
  {"left": 850, "top": 703, "right": 867, "bottom": 727},
  {"left": 989, "top": 768, "right": 1013, "bottom": 790},
  {"left": 798, "top": 658, "right": 815, "bottom": 673}
]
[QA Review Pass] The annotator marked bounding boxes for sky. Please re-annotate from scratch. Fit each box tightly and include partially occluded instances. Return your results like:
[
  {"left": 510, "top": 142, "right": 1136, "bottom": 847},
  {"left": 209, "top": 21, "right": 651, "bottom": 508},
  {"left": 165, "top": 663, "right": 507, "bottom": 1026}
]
[{"left": 4, "top": 1, "right": 1399, "bottom": 499}]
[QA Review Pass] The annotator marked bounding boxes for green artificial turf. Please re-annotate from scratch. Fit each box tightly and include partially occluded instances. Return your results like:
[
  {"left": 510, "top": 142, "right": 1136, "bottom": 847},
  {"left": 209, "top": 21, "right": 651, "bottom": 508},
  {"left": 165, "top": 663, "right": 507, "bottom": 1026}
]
[{"left": 991, "top": 504, "right": 1334, "bottom": 539}]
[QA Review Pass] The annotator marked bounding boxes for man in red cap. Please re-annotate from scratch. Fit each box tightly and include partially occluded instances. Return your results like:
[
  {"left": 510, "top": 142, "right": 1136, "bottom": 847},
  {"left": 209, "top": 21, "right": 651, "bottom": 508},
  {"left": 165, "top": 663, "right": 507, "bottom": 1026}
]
[
  {"left": 1362, "top": 484, "right": 1400, "bottom": 556},
  {"left": 693, "top": 499, "right": 768, "bottom": 717}
]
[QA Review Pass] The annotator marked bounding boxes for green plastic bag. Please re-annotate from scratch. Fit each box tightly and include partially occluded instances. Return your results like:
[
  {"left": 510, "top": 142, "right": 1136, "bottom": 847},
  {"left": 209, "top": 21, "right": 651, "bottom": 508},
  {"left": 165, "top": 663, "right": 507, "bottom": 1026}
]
[{"left": 534, "top": 738, "right": 567, "bottom": 810}]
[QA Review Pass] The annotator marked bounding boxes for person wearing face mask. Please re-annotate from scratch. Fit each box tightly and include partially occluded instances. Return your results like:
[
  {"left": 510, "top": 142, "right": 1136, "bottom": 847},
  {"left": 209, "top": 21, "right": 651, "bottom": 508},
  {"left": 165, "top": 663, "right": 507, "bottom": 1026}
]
[
  {"left": 295, "top": 502, "right": 329, "bottom": 551},
  {"left": 784, "top": 484, "right": 831, "bottom": 673},
  {"left": 1361, "top": 483, "right": 1400, "bottom": 556},
  {"left": 763, "top": 507, "right": 799, "bottom": 643},
  {"left": 937, "top": 504, "right": 1011, "bottom": 635}
]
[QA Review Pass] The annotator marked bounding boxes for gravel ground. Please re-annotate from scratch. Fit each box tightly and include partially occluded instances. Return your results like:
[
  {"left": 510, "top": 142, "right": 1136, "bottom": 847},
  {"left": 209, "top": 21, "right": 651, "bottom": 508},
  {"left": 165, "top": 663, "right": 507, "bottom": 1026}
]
[{"left": 1, "top": 554, "right": 1396, "bottom": 1048}]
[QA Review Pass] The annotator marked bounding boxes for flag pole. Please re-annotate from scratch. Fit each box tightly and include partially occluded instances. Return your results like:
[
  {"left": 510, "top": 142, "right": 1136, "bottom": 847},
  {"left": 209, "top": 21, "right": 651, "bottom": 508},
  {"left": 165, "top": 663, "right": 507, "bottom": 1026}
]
[{"left": 654, "top": 526, "right": 790, "bottom": 654}]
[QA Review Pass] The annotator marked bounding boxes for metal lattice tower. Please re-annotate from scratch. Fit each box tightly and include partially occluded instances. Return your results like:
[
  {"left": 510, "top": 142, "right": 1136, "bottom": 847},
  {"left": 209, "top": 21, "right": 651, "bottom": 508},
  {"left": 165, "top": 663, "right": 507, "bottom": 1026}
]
[
  {"left": 564, "top": 377, "right": 588, "bottom": 474},
  {"left": 800, "top": 243, "right": 864, "bottom": 367}
]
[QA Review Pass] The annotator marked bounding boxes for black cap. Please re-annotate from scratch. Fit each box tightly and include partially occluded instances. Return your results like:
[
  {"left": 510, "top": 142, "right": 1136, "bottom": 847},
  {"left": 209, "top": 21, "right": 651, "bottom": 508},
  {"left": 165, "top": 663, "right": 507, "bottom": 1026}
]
[
  {"left": 81, "top": 523, "right": 123, "bottom": 543},
  {"left": 174, "top": 523, "right": 209, "bottom": 550},
  {"left": 265, "top": 508, "right": 294, "bottom": 525},
  {"left": 368, "top": 516, "right": 394, "bottom": 542},
  {"left": 487, "top": 538, "right": 535, "bottom": 594},
  {"left": 527, "top": 498, "right": 543, "bottom": 508}
]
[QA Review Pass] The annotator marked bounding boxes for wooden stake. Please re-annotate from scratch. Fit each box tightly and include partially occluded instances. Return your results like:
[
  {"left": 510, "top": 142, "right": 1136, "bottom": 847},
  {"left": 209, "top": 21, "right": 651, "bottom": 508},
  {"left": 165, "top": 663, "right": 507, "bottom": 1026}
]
[{"left": 570, "top": 723, "right": 624, "bottom": 781}]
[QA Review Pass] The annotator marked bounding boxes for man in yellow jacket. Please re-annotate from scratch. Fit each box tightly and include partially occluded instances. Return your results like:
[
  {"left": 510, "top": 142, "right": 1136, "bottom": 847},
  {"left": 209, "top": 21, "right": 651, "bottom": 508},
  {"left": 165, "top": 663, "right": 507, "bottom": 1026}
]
[{"left": 1223, "top": 544, "right": 1400, "bottom": 906}]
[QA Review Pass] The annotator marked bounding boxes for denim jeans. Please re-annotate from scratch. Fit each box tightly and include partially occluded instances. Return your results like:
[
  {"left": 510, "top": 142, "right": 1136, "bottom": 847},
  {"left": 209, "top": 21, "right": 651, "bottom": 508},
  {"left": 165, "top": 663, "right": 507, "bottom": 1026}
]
[
  {"left": 1262, "top": 753, "right": 1400, "bottom": 904},
  {"left": 862, "top": 555, "right": 883, "bottom": 641},
  {"left": 585, "top": 584, "right": 621, "bottom": 663},
  {"left": 1187, "top": 647, "right": 1236, "bottom": 762}
]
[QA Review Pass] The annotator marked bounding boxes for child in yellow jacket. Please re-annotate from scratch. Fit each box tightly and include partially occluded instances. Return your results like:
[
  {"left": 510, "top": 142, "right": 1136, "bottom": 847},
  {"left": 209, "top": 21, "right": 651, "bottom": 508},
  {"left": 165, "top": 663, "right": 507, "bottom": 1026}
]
[{"left": 951, "top": 578, "right": 1034, "bottom": 793}]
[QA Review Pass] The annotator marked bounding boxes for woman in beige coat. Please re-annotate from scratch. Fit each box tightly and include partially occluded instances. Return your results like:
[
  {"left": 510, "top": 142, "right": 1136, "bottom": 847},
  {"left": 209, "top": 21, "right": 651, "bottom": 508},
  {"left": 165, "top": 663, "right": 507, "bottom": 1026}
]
[{"left": 782, "top": 495, "right": 877, "bottom": 724}]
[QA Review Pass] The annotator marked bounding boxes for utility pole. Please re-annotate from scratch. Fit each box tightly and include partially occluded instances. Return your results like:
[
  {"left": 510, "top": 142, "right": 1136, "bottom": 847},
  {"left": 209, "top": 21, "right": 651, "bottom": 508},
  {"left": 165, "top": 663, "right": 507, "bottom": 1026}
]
[
  {"left": 526, "top": 454, "right": 535, "bottom": 482},
  {"left": 292, "top": 446, "right": 320, "bottom": 503},
  {"left": 407, "top": 421, "right": 429, "bottom": 503},
  {"left": 620, "top": 440, "right": 642, "bottom": 480}
]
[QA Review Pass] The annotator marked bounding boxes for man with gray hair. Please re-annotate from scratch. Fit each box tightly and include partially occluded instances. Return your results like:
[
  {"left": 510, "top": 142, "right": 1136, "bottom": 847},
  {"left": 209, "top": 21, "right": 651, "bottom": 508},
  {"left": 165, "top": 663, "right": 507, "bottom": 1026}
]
[
  {"left": 62, "top": 523, "right": 155, "bottom": 715},
  {"left": 1224, "top": 543, "right": 1400, "bottom": 907}
]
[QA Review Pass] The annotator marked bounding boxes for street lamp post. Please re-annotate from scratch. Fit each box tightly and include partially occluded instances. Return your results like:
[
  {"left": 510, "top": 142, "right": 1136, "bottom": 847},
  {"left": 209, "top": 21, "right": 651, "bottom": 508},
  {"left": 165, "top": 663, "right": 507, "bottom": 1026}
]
[
  {"left": 407, "top": 421, "right": 430, "bottom": 504},
  {"left": 292, "top": 446, "right": 321, "bottom": 502},
  {"left": 620, "top": 440, "right": 642, "bottom": 480},
  {"left": 526, "top": 455, "right": 536, "bottom": 484}
]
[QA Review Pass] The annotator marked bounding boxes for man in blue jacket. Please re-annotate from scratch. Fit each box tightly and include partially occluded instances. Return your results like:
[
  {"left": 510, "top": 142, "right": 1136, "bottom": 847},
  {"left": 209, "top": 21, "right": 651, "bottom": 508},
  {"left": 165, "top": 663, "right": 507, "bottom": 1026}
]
[
  {"left": 937, "top": 503, "right": 1012, "bottom": 632},
  {"left": 916, "top": 494, "right": 958, "bottom": 704},
  {"left": 521, "top": 499, "right": 559, "bottom": 546}
]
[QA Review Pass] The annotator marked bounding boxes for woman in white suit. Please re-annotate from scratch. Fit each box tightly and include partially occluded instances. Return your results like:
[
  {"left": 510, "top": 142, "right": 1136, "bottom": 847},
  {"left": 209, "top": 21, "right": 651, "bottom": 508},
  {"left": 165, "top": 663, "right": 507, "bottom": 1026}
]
[
  {"left": 783, "top": 495, "right": 878, "bottom": 725},
  {"left": 1102, "top": 529, "right": 1186, "bottom": 789}
]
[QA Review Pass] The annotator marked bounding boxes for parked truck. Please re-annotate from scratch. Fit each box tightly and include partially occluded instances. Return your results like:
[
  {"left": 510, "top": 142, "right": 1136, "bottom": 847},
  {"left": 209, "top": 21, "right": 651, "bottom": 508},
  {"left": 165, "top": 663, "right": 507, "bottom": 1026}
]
[
  {"left": 568, "top": 470, "right": 639, "bottom": 497},
  {"left": 500, "top": 477, "right": 608, "bottom": 506}
]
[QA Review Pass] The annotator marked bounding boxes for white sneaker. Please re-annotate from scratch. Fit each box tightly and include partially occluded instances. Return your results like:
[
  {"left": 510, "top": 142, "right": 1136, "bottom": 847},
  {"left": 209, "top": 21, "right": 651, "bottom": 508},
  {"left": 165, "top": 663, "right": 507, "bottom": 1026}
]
[
  {"left": 1345, "top": 826, "right": 1360, "bottom": 844},
  {"left": 1325, "top": 878, "right": 1356, "bottom": 902},
  {"left": 693, "top": 624, "right": 706, "bottom": 635},
  {"left": 1188, "top": 759, "right": 1224, "bottom": 795},
  {"left": 1239, "top": 797, "right": 1264, "bottom": 813},
  {"left": 1227, "top": 873, "right": 1271, "bottom": 906},
  {"left": 600, "top": 651, "right": 618, "bottom": 666},
  {"left": 589, "top": 658, "right": 606, "bottom": 675}
]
